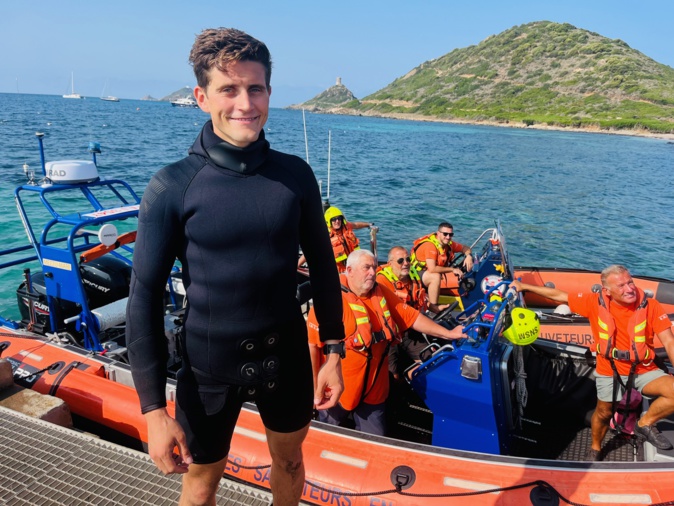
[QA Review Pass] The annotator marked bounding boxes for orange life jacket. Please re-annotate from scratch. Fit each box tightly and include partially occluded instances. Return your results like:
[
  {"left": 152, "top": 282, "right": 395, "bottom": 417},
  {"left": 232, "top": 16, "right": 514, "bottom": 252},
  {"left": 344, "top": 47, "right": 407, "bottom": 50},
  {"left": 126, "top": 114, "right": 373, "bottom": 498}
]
[
  {"left": 411, "top": 233, "right": 450, "bottom": 269},
  {"left": 596, "top": 288, "right": 652, "bottom": 365},
  {"left": 341, "top": 281, "right": 398, "bottom": 353},
  {"left": 376, "top": 265, "right": 428, "bottom": 312},
  {"left": 338, "top": 278, "right": 399, "bottom": 410},
  {"left": 330, "top": 226, "right": 360, "bottom": 271}
]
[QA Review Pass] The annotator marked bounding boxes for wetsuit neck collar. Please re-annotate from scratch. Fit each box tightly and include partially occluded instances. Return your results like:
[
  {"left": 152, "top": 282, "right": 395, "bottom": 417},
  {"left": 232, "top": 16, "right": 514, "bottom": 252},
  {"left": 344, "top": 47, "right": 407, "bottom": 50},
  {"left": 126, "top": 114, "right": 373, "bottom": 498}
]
[{"left": 202, "top": 121, "right": 270, "bottom": 174}]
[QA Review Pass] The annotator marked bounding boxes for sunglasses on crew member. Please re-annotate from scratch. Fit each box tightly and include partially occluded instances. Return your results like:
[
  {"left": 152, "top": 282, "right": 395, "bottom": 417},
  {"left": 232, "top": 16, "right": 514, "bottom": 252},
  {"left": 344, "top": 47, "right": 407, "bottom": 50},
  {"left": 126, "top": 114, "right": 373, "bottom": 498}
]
[
  {"left": 439, "top": 231, "right": 454, "bottom": 237},
  {"left": 331, "top": 216, "right": 343, "bottom": 222},
  {"left": 396, "top": 256, "right": 411, "bottom": 265}
]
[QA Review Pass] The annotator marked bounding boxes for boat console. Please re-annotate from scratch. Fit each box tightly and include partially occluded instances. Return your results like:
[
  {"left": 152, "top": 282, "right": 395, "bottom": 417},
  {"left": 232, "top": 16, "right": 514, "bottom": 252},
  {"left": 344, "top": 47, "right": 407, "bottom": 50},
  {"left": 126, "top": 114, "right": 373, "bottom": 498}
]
[
  {"left": 409, "top": 224, "right": 536, "bottom": 454},
  {"left": 410, "top": 283, "right": 521, "bottom": 454}
]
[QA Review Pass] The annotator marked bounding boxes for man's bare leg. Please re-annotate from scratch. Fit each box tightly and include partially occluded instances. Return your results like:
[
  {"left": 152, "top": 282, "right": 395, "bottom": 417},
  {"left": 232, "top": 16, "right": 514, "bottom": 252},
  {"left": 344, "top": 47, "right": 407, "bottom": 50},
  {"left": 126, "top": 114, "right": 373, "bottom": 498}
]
[
  {"left": 422, "top": 271, "right": 442, "bottom": 305},
  {"left": 180, "top": 458, "right": 228, "bottom": 506},
  {"left": 639, "top": 375, "right": 674, "bottom": 426},
  {"left": 266, "top": 424, "right": 310, "bottom": 506}
]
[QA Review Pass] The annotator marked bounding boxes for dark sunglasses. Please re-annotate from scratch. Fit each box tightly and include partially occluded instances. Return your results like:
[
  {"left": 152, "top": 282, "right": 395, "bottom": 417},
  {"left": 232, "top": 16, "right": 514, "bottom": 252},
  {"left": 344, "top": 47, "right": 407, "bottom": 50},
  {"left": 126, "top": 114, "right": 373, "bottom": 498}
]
[
  {"left": 331, "top": 216, "right": 343, "bottom": 222},
  {"left": 396, "top": 256, "right": 411, "bottom": 265},
  {"left": 440, "top": 232, "right": 454, "bottom": 237}
]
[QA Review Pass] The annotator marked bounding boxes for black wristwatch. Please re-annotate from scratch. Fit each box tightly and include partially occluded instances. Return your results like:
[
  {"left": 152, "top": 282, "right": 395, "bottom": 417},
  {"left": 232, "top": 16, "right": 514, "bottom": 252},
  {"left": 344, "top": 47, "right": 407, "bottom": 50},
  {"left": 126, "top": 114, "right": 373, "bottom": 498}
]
[{"left": 322, "top": 341, "right": 346, "bottom": 359}]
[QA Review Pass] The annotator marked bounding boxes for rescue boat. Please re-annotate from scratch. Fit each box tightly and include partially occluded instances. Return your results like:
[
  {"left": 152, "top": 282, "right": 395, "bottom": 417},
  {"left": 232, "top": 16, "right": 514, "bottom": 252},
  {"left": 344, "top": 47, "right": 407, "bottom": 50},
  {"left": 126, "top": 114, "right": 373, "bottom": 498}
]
[{"left": 2, "top": 134, "right": 674, "bottom": 506}]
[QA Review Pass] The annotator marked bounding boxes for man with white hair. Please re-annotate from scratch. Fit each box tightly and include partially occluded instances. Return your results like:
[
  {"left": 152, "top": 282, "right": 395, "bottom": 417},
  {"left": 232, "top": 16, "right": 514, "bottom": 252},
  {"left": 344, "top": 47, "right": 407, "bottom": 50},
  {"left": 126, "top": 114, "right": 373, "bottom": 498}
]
[
  {"left": 511, "top": 264, "right": 674, "bottom": 460},
  {"left": 307, "top": 249, "right": 465, "bottom": 435}
]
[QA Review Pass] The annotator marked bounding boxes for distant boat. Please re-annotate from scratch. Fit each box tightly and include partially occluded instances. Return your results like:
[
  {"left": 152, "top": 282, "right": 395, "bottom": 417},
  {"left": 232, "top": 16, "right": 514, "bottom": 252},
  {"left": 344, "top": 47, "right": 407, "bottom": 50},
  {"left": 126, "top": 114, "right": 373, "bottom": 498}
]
[
  {"left": 100, "top": 79, "right": 119, "bottom": 102},
  {"left": 170, "top": 96, "right": 198, "bottom": 108},
  {"left": 63, "top": 72, "right": 83, "bottom": 99}
]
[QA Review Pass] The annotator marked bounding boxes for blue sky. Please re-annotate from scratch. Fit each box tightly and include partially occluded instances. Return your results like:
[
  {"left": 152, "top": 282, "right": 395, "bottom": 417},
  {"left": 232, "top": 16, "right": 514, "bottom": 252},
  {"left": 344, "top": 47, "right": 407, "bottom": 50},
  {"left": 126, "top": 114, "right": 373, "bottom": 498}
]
[{"left": 2, "top": 0, "right": 673, "bottom": 107}]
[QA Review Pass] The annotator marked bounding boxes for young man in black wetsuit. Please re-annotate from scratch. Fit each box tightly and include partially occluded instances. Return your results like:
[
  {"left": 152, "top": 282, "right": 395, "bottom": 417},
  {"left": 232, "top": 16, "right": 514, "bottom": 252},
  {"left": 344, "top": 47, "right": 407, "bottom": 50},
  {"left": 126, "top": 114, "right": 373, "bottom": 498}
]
[{"left": 126, "top": 28, "right": 345, "bottom": 506}]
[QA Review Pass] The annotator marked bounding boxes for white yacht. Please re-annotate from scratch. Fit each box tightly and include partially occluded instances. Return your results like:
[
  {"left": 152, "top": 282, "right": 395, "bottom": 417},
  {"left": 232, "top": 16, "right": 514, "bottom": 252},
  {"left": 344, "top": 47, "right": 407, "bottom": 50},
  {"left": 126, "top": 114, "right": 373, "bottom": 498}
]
[{"left": 63, "top": 72, "right": 83, "bottom": 99}]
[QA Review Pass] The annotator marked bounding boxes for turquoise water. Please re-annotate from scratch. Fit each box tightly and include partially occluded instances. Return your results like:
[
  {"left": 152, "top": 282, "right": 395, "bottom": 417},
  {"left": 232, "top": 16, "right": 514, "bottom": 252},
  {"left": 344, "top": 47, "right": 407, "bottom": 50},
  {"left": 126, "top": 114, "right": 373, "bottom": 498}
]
[{"left": 1, "top": 92, "right": 673, "bottom": 317}]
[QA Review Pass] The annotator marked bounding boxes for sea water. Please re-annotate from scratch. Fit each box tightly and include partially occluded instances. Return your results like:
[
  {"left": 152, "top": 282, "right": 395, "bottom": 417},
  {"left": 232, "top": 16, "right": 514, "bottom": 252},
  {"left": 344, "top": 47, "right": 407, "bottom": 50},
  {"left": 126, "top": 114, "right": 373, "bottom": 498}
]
[{"left": 0, "top": 93, "right": 672, "bottom": 318}]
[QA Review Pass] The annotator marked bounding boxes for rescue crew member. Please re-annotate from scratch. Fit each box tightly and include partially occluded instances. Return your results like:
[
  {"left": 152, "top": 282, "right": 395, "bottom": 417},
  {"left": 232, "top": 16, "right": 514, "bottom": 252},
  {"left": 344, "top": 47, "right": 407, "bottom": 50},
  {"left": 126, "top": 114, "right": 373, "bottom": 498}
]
[
  {"left": 306, "top": 249, "right": 465, "bottom": 436},
  {"left": 511, "top": 265, "right": 674, "bottom": 461},
  {"left": 377, "top": 246, "right": 448, "bottom": 380},
  {"left": 126, "top": 28, "right": 345, "bottom": 506},
  {"left": 411, "top": 222, "right": 474, "bottom": 306},
  {"left": 298, "top": 206, "right": 373, "bottom": 273}
]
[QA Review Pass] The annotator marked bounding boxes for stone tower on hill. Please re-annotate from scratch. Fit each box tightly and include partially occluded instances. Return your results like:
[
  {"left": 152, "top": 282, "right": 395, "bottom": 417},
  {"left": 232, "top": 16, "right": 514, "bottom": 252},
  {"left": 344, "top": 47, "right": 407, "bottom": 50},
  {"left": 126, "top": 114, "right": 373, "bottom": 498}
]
[{"left": 287, "top": 78, "right": 357, "bottom": 111}]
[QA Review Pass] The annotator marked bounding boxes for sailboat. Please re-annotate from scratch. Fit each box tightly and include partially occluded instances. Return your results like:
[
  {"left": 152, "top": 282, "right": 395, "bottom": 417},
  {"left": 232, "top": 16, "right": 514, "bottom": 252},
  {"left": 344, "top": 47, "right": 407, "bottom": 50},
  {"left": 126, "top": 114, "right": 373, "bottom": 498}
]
[
  {"left": 63, "top": 72, "right": 83, "bottom": 99},
  {"left": 100, "top": 79, "right": 119, "bottom": 102}
]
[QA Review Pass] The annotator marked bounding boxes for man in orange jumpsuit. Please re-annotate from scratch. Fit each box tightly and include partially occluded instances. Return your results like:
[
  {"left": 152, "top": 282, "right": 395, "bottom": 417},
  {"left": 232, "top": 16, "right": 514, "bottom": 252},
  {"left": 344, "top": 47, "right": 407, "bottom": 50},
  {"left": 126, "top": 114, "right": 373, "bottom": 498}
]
[
  {"left": 411, "top": 222, "right": 474, "bottom": 306},
  {"left": 511, "top": 265, "right": 674, "bottom": 460},
  {"left": 307, "top": 249, "right": 465, "bottom": 435}
]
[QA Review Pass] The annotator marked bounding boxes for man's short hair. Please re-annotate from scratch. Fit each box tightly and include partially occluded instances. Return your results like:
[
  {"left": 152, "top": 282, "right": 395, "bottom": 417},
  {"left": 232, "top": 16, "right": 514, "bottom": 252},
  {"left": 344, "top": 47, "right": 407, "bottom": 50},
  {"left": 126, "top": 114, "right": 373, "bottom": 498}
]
[
  {"left": 346, "top": 249, "right": 375, "bottom": 268},
  {"left": 600, "top": 264, "right": 630, "bottom": 287},
  {"left": 387, "top": 246, "right": 407, "bottom": 263},
  {"left": 189, "top": 28, "right": 272, "bottom": 89},
  {"left": 438, "top": 222, "right": 453, "bottom": 230}
]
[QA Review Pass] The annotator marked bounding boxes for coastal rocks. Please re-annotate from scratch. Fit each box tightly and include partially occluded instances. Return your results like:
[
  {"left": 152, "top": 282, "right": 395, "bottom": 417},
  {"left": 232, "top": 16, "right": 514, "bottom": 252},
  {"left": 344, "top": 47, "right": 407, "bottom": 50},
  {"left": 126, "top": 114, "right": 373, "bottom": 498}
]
[{"left": 0, "top": 358, "right": 73, "bottom": 428}]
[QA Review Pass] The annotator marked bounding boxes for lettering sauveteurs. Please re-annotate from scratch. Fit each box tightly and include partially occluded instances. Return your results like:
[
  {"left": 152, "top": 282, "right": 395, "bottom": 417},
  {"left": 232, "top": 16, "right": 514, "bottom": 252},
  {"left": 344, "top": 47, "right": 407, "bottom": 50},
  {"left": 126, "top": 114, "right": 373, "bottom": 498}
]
[{"left": 541, "top": 331, "right": 593, "bottom": 346}]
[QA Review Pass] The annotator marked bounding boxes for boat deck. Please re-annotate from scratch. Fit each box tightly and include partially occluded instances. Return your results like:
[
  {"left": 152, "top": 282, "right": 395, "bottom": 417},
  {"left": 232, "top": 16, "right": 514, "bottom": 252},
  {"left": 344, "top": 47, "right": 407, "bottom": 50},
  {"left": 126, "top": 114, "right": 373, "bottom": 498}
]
[{"left": 0, "top": 406, "right": 277, "bottom": 505}]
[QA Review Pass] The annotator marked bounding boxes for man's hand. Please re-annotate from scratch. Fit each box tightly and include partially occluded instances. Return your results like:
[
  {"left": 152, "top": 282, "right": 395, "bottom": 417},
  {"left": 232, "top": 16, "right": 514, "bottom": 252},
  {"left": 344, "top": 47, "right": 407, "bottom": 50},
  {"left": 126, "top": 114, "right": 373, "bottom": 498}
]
[
  {"left": 314, "top": 354, "right": 344, "bottom": 410},
  {"left": 144, "top": 408, "right": 193, "bottom": 475},
  {"left": 509, "top": 280, "right": 524, "bottom": 293},
  {"left": 463, "top": 254, "right": 474, "bottom": 271}
]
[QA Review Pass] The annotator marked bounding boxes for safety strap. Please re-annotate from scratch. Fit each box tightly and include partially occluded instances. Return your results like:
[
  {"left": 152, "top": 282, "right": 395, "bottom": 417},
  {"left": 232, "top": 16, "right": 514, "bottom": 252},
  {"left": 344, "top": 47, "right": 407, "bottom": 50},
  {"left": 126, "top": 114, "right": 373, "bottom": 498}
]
[
  {"left": 609, "top": 358, "right": 638, "bottom": 434},
  {"left": 360, "top": 341, "right": 390, "bottom": 403}
]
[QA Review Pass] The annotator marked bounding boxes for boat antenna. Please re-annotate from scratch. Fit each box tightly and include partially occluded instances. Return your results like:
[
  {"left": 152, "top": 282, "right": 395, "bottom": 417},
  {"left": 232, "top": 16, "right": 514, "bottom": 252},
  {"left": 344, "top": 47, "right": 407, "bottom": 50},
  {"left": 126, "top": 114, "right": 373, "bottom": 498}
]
[
  {"left": 302, "top": 109, "right": 309, "bottom": 164},
  {"left": 326, "top": 130, "right": 331, "bottom": 201},
  {"left": 88, "top": 142, "right": 101, "bottom": 166},
  {"left": 36, "top": 132, "right": 46, "bottom": 176}
]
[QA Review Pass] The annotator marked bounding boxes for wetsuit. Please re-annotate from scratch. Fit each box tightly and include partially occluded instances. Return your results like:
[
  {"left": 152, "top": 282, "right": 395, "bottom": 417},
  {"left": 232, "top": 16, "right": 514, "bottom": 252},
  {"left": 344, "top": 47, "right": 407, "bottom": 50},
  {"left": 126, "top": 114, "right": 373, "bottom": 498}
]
[{"left": 126, "top": 121, "right": 344, "bottom": 461}]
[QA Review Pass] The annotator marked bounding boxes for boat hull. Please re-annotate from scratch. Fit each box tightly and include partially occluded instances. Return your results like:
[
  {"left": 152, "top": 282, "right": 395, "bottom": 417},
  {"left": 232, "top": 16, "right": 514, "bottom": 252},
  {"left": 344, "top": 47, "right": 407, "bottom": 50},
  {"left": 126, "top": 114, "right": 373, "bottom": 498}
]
[{"left": 3, "top": 331, "right": 674, "bottom": 506}]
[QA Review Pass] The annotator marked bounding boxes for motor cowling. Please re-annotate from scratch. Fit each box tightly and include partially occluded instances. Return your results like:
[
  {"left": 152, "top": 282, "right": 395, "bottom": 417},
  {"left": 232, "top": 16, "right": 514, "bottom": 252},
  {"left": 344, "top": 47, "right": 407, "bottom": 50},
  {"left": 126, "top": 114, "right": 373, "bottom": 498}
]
[{"left": 16, "top": 256, "right": 132, "bottom": 333}]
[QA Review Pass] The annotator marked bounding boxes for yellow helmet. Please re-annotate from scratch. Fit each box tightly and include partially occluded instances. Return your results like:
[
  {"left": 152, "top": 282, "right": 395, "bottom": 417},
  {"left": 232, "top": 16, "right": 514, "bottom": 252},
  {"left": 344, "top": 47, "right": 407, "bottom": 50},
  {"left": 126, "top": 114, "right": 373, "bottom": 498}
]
[
  {"left": 324, "top": 206, "right": 346, "bottom": 228},
  {"left": 502, "top": 308, "right": 540, "bottom": 346}
]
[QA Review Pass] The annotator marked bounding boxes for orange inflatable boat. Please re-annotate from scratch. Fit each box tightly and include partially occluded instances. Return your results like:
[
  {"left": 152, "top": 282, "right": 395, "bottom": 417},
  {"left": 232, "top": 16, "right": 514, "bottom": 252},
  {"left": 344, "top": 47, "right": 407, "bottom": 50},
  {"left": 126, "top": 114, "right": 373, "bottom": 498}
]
[{"left": 2, "top": 138, "right": 674, "bottom": 505}]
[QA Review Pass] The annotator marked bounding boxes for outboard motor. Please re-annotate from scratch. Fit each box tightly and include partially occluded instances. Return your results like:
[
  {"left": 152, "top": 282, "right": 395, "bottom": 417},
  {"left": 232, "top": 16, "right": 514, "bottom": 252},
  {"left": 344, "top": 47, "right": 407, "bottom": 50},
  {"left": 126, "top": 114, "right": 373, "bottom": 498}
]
[{"left": 16, "top": 256, "right": 132, "bottom": 334}]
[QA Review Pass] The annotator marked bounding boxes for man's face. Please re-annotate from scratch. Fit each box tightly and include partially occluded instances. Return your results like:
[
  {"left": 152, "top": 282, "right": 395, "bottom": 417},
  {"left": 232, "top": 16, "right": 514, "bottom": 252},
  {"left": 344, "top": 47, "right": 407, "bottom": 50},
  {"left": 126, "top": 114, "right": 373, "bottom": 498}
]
[
  {"left": 389, "top": 249, "right": 410, "bottom": 278},
  {"left": 603, "top": 271, "right": 638, "bottom": 306},
  {"left": 330, "top": 216, "right": 344, "bottom": 231},
  {"left": 347, "top": 255, "right": 377, "bottom": 296},
  {"left": 436, "top": 227, "right": 454, "bottom": 246},
  {"left": 195, "top": 60, "right": 270, "bottom": 147}
]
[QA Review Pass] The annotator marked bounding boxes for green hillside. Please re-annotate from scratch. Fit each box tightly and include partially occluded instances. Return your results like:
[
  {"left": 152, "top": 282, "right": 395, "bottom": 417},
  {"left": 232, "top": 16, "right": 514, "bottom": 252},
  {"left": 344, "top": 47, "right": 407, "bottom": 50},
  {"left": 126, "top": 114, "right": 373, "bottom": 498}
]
[{"left": 309, "top": 21, "right": 674, "bottom": 133}]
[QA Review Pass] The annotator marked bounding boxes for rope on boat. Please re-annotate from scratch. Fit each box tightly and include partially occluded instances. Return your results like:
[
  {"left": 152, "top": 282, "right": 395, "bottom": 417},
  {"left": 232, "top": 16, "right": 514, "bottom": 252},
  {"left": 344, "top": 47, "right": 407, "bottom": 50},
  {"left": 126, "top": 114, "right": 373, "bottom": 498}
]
[
  {"left": 228, "top": 461, "right": 674, "bottom": 506},
  {"left": 22, "top": 363, "right": 61, "bottom": 380},
  {"left": 49, "top": 361, "right": 82, "bottom": 396},
  {"left": 228, "top": 459, "right": 586, "bottom": 506},
  {"left": 302, "top": 478, "right": 589, "bottom": 504},
  {"left": 0, "top": 332, "right": 44, "bottom": 341}
]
